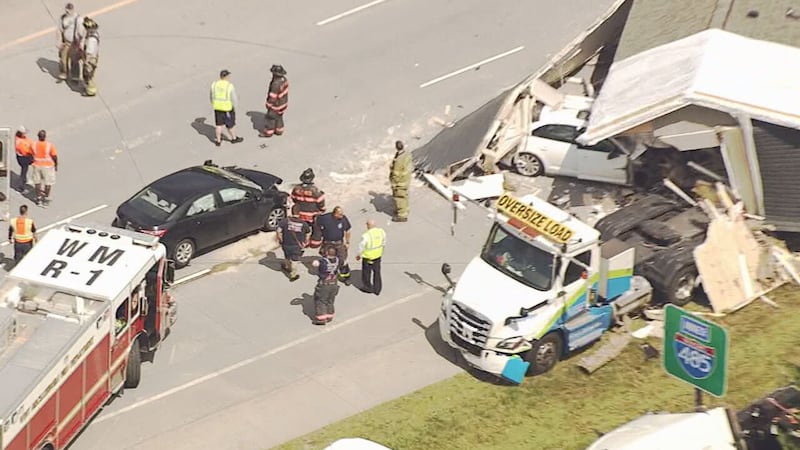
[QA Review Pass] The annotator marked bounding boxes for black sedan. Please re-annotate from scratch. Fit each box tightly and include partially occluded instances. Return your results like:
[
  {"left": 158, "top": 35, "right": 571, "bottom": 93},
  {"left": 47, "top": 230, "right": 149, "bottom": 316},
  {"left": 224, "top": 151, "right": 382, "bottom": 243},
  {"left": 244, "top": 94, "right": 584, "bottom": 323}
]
[{"left": 113, "top": 161, "right": 288, "bottom": 268}]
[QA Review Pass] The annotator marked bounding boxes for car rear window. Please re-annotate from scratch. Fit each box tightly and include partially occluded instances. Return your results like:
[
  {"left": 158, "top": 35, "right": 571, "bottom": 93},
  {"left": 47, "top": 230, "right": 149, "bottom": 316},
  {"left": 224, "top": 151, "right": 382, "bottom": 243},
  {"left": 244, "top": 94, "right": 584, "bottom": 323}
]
[{"left": 130, "top": 187, "right": 179, "bottom": 221}]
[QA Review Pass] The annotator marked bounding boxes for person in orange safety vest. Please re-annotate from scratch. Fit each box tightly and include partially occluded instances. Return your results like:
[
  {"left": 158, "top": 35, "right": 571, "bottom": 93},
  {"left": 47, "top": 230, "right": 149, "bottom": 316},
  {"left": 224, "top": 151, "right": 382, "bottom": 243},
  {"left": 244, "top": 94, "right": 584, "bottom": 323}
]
[
  {"left": 8, "top": 205, "right": 36, "bottom": 264},
  {"left": 30, "top": 130, "right": 59, "bottom": 207}
]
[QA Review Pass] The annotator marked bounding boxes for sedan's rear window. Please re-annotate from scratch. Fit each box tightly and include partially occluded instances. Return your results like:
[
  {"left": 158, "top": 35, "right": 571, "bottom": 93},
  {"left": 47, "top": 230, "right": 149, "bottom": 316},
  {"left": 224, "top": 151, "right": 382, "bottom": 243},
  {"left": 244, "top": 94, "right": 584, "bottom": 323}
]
[{"left": 131, "top": 187, "right": 179, "bottom": 221}]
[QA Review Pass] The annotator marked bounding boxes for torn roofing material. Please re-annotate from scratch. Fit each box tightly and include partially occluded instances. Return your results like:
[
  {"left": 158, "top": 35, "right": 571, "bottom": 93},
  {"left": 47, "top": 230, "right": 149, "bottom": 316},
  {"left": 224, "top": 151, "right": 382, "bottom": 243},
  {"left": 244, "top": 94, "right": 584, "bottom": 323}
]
[
  {"left": 412, "top": 89, "right": 512, "bottom": 174},
  {"left": 579, "top": 29, "right": 800, "bottom": 145}
]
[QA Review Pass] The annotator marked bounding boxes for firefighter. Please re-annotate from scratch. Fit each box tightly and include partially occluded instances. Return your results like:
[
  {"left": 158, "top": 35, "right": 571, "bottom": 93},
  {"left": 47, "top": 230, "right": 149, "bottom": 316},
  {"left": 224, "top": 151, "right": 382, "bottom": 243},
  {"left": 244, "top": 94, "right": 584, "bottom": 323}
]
[
  {"left": 8, "top": 205, "right": 36, "bottom": 264},
  {"left": 276, "top": 205, "right": 309, "bottom": 282},
  {"left": 81, "top": 17, "right": 100, "bottom": 96},
  {"left": 390, "top": 140, "right": 413, "bottom": 222},
  {"left": 262, "top": 64, "right": 288, "bottom": 137},
  {"left": 317, "top": 206, "right": 352, "bottom": 284},
  {"left": 57, "top": 3, "right": 84, "bottom": 81},
  {"left": 311, "top": 245, "right": 341, "bottom": 325},
  {"left": 290, "top": 168, "right": 325, "bottom": 248}
]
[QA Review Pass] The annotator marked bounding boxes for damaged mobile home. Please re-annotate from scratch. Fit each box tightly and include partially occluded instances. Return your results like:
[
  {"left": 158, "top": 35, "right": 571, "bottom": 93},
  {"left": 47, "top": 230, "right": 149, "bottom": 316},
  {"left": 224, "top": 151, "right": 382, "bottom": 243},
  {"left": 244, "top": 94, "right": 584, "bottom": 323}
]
[{"left": 414, "top": 0, "right": 800, "bottom": 232}]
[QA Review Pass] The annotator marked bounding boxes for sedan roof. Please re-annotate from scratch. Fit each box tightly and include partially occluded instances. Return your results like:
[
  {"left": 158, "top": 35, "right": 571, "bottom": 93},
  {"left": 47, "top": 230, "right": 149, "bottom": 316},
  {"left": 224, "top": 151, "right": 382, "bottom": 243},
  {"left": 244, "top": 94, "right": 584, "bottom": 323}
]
[{"left": 150, "top": 167, "right": 234, "bottom": 204}]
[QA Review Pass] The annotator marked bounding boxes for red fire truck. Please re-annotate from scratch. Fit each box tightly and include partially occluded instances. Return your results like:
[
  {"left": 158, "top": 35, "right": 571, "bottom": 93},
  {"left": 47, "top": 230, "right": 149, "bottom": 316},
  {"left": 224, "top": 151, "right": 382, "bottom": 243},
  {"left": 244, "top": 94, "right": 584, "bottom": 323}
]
[{"left": 0, "top": 224, "right": 177, "bottom": 450}]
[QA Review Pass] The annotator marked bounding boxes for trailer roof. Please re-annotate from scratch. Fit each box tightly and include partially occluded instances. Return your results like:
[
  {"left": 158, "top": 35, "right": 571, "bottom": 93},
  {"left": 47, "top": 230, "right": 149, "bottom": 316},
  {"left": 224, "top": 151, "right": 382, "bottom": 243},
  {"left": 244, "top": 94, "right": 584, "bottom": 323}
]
[{"left": 9, "top": 225, "right": 162, "bottom": 302}]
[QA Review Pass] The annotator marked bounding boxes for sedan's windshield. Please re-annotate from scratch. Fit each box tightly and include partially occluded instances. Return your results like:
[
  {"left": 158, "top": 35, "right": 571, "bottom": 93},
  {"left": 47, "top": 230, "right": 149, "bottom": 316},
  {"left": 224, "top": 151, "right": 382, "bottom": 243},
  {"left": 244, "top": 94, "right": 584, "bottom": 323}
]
[
  {"left": 481, "top": 224, "right": 555, "bottom": 291},
  {"left": 130, "top": 187, "right": 179, "bottom": 221}
]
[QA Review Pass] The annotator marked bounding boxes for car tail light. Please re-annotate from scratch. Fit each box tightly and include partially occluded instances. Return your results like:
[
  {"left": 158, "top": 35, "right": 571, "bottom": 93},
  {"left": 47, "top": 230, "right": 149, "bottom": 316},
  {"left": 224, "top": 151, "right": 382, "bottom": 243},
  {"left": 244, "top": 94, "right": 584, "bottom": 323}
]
[{"left": 141, "top": 229, "right": 167, "bottom": 238}]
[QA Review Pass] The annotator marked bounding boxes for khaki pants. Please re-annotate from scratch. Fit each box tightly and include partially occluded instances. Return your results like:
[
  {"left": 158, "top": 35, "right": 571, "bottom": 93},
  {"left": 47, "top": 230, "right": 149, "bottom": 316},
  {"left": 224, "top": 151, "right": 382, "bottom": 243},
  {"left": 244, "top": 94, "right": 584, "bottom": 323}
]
[
  {"left": 59, "top": 41, "right": 80, "bottom": 80},
  {"left": 83, "top": 55, "right": 98, "bottom": 95},
  {"left": 392, "top": 186, "right": 409, "bottom": 218}
]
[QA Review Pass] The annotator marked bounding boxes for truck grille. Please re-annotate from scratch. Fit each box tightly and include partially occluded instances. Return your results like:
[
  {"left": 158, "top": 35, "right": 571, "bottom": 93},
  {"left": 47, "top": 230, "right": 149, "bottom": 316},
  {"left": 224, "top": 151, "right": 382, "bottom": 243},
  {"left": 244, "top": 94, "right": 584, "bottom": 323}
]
[{"left": 449, "top": 301, "right": 492, "bottom": 351}]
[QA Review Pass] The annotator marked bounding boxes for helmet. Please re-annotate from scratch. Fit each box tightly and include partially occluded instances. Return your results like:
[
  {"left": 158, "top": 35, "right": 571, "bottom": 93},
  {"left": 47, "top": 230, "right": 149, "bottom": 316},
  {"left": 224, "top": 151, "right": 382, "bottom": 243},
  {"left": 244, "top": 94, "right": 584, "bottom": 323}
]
[
  {"left": 270, "top": 64, "right": 287, "bottom": 76},
  {"left": 83, "top": 17, "right": 98, "bottom": 30},
  {"left": 300, "top": 168, "right": 315, "bottom": 184}
]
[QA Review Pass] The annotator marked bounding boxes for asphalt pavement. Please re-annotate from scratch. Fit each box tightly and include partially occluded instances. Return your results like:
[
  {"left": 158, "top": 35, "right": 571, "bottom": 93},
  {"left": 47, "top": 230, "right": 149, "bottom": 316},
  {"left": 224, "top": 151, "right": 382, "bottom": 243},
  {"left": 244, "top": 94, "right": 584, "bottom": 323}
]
[{"left": 0, "top": 0, "right": 617, "bottom": 448}]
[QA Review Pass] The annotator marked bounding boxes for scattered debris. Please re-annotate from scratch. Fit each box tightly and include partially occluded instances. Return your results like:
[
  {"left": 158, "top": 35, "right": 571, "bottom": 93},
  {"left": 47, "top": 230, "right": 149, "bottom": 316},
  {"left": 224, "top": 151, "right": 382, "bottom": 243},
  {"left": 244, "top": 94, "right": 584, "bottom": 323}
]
[
  {"left": 422, "top": 173, "right": 466, "bottom": 210},
  {"left": 640, "top": 343, "right": 660, "bottom": 360},
  {"left": 450, "top": 173, "right": 505, "bottom": 201},
  {"left": 577, "top": 330, "right": 632, "bottom": 374}
]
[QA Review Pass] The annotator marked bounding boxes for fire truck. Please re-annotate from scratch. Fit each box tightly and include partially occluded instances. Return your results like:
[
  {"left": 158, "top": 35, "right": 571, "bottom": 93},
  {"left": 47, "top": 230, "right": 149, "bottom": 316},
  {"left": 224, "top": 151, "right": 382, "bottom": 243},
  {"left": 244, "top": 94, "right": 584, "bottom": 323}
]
[{"left": 0, "top": 224, "right": 177, "bottom": 450}]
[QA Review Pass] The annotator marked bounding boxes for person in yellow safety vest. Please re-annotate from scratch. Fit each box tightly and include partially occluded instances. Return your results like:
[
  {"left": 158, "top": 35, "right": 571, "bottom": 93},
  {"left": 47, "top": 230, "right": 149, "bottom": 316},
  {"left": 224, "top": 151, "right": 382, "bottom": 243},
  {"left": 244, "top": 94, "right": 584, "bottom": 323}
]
[
  {"left": 355, "top": 219, "right": 386, "bottom": 296},
  {"left": 210, "top": 69, "right": 244, "bottom": 147},
  {"left": 8, "top": 205, "right": 36, "bottom": 264}
]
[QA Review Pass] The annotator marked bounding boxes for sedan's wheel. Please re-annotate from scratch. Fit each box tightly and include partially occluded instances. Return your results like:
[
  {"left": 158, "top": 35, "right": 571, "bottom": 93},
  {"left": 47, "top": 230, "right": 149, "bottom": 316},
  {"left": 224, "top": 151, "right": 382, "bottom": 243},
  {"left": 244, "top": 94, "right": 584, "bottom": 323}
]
[
  {"left": 263, "top": 207, "right": 286, "bottom": 231},
  {"left": 173, "top": 239, "right": 195, "bottom": 269},
  {"left": 513, "top": 152, "right": 544, "bottom": 177}
]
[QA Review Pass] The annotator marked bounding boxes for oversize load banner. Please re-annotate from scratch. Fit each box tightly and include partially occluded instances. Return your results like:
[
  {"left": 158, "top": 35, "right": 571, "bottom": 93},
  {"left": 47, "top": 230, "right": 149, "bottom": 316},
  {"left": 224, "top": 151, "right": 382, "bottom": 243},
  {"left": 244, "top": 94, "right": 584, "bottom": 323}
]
[{"left": 496, "top": 194, "right": 574, "bottom": 244}]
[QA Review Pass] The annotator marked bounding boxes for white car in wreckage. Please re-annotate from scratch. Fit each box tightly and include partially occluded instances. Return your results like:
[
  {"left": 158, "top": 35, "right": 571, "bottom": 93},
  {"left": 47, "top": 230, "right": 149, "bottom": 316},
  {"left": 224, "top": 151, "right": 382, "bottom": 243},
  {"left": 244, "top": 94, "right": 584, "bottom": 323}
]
[{"left": 510, "top": 95, "right": 646, "bottom": 185}]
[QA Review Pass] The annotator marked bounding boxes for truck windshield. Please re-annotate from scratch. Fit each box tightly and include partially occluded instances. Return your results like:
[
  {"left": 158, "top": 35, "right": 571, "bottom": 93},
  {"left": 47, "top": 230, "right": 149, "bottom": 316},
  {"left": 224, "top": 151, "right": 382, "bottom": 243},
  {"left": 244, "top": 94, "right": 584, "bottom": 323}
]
[{"left": 481, "top": 224, "right": 555, "bottom": 291}]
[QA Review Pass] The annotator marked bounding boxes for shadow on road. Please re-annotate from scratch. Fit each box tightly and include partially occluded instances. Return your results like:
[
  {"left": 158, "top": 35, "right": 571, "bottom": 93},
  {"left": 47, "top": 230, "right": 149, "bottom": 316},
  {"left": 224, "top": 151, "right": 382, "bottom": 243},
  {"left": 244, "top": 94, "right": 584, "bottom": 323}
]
[
  {"left": 404, "top": 271, "right": 447, "bottom": 294},
  {"left": 413, "top": 317, "right": 515, "bottom": 386},
  {"left": 290, "top": 293, "right": 315, "bottom": 321},
  {"left": 191, "top": 117, "right": 216, "bottom": 143},
  {"left": 36, "top": 57, "right": 61, "bottom": 80},
  {"left": 246, "top": 111, "right": 265, "bottom": 133},
  {"left": 368, "top": 190, "right": 394, "bottom": 217}
]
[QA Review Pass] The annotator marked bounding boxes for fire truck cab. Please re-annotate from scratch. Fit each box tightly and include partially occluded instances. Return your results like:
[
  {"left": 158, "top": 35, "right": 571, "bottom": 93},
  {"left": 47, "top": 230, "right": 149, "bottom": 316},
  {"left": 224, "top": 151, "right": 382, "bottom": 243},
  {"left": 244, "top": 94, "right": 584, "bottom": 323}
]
[{"left": 0, "top": 224, "right": 176, "bottom": 450}]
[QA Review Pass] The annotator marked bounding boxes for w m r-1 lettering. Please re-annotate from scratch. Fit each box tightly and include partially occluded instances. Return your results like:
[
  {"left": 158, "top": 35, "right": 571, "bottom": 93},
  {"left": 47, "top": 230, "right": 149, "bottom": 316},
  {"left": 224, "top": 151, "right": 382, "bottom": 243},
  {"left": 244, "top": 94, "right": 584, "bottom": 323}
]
[
  {"left": 57, "top": 239, "right": 88, "bottom": 257},
  {"left": 89, "top": 246, "right": 125, "bottom": 266}
]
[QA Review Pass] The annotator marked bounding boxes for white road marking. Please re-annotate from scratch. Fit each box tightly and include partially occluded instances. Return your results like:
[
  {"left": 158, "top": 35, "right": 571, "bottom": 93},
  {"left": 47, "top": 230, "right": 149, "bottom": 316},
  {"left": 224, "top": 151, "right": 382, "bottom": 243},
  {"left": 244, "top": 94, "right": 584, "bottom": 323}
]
[
  {"left": 173, "top": 269, "right": 212, "bottom": 286},
  {"left": 316, "top": 0, "right": 387, "bottom": 26},
  {"left": 0, "top": 0, "right": 141, "bottom": 52},
  {"left": 93, "top": 286, "right": 436, "bottom": 423},
  {"left": 1, "top": 204, "right": 108, "bottom": 247},
  {"left": 419, "top": 45, "right": 526, "bottom": 88}
]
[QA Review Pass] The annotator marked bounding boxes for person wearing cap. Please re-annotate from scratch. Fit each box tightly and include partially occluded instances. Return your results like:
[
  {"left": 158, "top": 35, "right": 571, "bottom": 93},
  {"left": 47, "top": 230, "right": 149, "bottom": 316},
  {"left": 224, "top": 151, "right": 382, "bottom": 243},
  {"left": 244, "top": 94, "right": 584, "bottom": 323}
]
[
  {"left": 81, "top": 16, "right": 100, "bottom": 96},
  {"left": 389, "top": 140, "right": 413, "bottom": 222},
  {"left": 30, "top": 130, "right": 58, "bottom": 207},
  {"left": 57, "top": 3, "right": 85, "bottom": 81},
  {"left": 262, "top": 64, "right": 289, "bottom": 137},
  {"left": 14, "top": 126, "right": 34, "bottom": 193},
  {"left": 210, "top": 69, "right": 243, "bottom": 147}
]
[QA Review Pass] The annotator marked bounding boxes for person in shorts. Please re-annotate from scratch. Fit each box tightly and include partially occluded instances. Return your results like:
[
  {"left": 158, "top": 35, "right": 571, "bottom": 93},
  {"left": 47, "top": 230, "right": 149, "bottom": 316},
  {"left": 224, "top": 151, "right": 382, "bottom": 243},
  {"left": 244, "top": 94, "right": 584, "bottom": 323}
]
[
  {"left": 30, "top": 130, "right": 58, "bottom": 207},
  {"left": 210, "top": 69, "right": 243, "bottom": 146}
]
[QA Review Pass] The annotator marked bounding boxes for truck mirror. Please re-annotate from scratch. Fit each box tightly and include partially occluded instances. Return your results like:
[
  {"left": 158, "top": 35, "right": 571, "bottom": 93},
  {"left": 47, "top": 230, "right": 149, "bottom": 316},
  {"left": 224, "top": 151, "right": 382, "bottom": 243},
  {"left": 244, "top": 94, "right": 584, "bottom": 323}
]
[
  {"left": 441, "top": 263, "right": 451, "bottom": 275},
  {"left": 166, "top": 260, "right": 176, "bottom": 284}
]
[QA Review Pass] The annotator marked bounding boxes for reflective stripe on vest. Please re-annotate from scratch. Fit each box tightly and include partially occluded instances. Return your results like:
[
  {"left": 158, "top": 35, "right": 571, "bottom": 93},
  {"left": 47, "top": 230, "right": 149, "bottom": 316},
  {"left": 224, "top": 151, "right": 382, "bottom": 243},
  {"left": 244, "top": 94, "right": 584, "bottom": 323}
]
[
  {"left": 33, "top": 142, "right": 54, "bottom": 167},
  {"left": 361, "top": 228, "right": 385, "bottom": 260},
  {"left": 12, "top": 217, "right": 34, "bottom": 243},
  {"left": 211, "top": 80, "right": 233, "bottom": 111}
]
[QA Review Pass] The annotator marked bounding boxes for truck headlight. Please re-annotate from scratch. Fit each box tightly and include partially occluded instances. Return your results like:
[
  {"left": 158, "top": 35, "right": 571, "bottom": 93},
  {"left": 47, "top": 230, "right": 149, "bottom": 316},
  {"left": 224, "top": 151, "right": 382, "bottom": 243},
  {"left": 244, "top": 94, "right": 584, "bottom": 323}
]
[{"left": 496, "top": 336, "right": 531, "bottom": 351}]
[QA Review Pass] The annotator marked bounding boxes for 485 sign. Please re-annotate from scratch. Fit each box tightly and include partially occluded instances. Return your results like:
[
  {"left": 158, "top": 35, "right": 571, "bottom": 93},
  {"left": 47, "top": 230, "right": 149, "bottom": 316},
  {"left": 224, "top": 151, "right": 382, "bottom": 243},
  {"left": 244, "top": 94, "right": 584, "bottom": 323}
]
[{"left": 663, "top": 305, "right": 729, "bottom": 397}]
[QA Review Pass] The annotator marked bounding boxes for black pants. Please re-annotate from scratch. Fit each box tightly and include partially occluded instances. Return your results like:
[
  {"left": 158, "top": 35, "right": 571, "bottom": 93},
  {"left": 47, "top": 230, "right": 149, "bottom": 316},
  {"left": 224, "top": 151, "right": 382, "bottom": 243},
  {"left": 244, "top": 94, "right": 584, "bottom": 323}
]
[
  {"left": 361, "top": 257, "right": 382, "bottom": 295},
  {"left": 14, "top": 241, "right": 32, "bottom": 263},
  {"left": 314, "top": 282, "right": 339, "bottom": 321},
  {"left": 263, "top": 110, "right": 285, "bottom": 136},
  {"left": 16, "top": 155, "right": 31, "bottom": 190}
]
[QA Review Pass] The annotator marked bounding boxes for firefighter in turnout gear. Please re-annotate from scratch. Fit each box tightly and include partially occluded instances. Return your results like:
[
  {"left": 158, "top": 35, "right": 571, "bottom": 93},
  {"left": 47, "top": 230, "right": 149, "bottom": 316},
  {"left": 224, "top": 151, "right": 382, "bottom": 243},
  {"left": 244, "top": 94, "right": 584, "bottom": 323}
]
[
  {"left": 290, "top": 168, "right": 325, "bottom": 248},
  {"left": 8, "top": 205, "right": 36, "bottom": 264},
  {"left": 57, "top": 3, "right": 85, "bottom": 81},
  {"left": 311, "top": 245, "right": 341, "bottom": 325},
  {"left": 276, "top": 205, "right": 310, "bottom": 282},
  {"left": 262, "top": 64, "right": 288, "bottom": 137},
  {"left": 390, "top": 140, "right": 413, "bottom": 222},
  {"left": 317, "top": 206, "right": 352, "bottom": 284},
  {"left": 81, "top": 17, "right": 100, "bottom": 96}
]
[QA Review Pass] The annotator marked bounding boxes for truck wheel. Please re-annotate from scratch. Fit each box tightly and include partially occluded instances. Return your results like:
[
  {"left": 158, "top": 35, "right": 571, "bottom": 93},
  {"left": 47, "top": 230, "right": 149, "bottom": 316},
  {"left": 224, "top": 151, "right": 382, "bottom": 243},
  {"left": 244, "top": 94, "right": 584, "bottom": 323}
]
[
  {"left": 124, "top": 339, "right": 142, "bottom": 389},
  {"left": 513, "top": 152, "right": 544, "bottom": 177},
  {"left": 665, "top": 265, "right": 697, "bottom": 306},
  {"left": 525, "top": 333, "right": 562, "bottom": 375}
]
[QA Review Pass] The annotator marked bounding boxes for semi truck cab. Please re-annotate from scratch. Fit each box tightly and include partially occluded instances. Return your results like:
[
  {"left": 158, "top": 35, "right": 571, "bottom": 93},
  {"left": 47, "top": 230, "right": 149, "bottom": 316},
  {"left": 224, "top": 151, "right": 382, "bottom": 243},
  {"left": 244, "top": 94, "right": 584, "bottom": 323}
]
[{"left": 439, "top": 193, "right": 652, "bottom": 380}]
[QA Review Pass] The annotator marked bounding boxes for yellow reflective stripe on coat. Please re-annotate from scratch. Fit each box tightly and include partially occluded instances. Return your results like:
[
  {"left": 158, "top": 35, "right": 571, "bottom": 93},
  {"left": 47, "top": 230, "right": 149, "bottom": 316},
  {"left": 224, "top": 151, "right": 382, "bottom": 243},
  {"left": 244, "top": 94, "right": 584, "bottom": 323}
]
[
  {"left": 361, "top": 228, "right": 385, "bottom": 260},
  {"left": 12, "top": 217, "right": 34, "bottom": 243},
  {"left": 211, "top": 80, "right": 233, "bottom": 111}
]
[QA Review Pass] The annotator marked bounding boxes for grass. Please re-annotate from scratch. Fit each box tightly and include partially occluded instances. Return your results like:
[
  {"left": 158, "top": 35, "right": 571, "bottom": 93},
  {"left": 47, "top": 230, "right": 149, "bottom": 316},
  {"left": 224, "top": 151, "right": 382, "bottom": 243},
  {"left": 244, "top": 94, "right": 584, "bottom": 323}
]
[{"left": 277, "top": 287, "right": 800, "bottom": 450}]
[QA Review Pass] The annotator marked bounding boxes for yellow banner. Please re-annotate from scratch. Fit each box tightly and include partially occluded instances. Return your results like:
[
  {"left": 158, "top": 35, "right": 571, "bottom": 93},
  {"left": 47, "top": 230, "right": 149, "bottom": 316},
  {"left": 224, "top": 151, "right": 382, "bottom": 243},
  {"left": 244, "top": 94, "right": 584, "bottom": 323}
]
[{"left": 496, "top": 194, "right": 574, "bottom": 244}]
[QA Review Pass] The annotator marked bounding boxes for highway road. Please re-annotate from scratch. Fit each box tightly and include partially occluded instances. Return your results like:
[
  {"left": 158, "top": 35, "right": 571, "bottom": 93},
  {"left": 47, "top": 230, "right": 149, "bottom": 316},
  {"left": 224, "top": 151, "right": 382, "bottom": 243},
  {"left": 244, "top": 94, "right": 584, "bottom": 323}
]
[{"left": 0, "top": 0, "right": 616, "bottom": 448}]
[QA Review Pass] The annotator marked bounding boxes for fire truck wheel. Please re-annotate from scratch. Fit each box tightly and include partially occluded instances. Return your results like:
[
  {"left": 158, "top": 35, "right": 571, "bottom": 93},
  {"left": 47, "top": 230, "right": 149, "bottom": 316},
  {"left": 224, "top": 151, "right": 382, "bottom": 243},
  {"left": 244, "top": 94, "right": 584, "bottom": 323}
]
[
  {"left": 173, "top": 239, "right": 196, "bottom": 269},
  {"left": 124, "top": 339, "right": 142, "bottom": 389},
  {"left": 525, "top": 332, "right": 562, "bottom": 376}
]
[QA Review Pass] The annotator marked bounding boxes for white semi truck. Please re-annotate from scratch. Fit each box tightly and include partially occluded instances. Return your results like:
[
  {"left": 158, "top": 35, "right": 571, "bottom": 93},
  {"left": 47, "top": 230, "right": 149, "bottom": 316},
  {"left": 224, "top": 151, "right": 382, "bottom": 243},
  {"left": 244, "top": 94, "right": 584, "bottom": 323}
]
[{"left": 438, "top": 193, "right": 654, "bottom": 379}]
